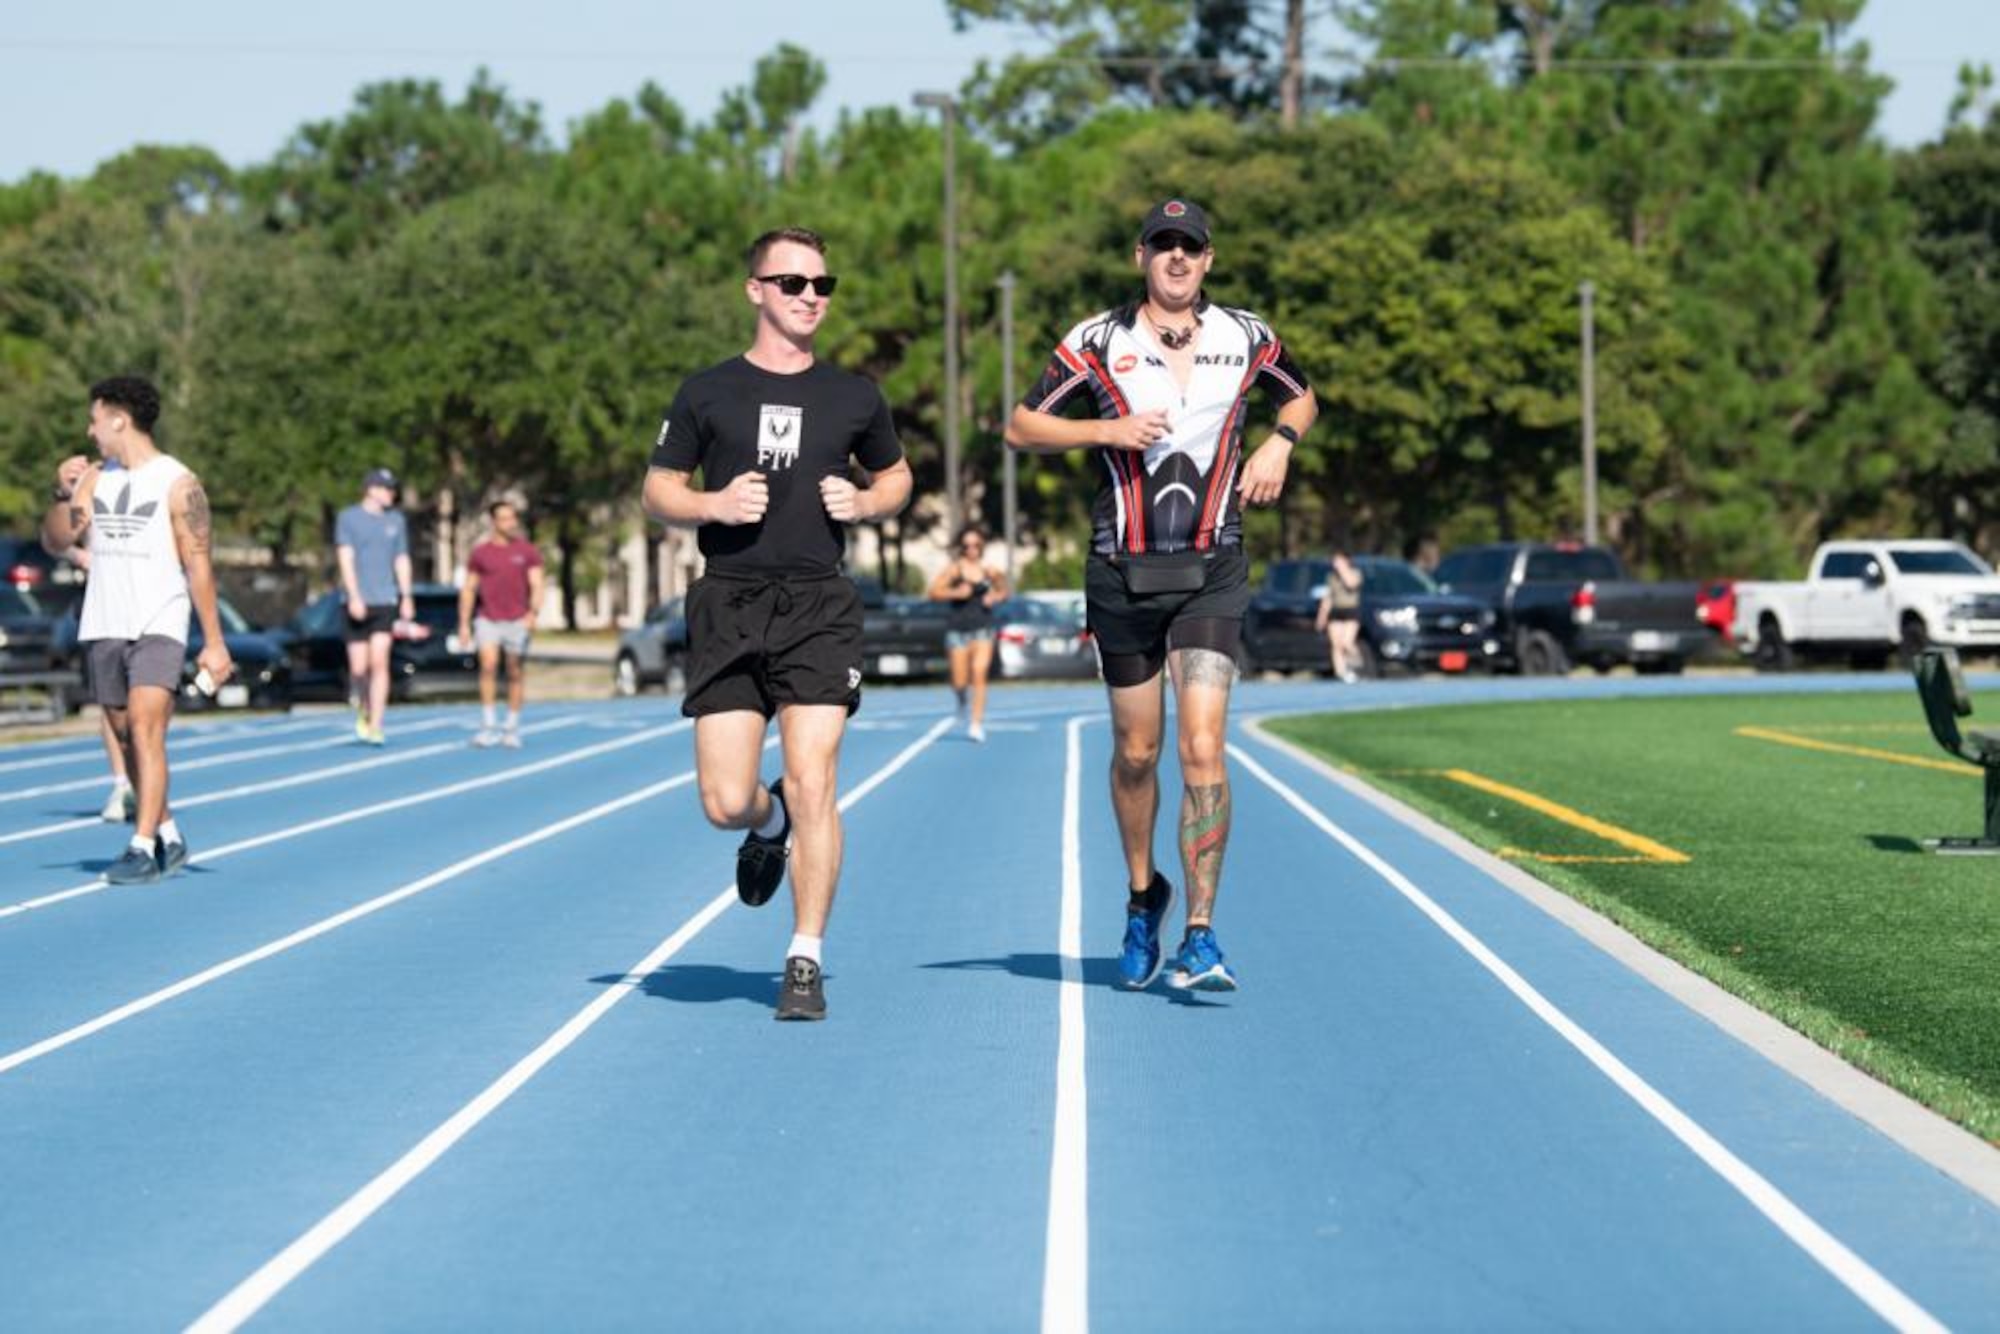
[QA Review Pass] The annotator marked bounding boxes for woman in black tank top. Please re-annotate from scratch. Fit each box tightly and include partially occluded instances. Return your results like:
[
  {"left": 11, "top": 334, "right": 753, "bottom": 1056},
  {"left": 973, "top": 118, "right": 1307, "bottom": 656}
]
[{"left": 927, "top": 525, "right": 1009, "bottom": 742}]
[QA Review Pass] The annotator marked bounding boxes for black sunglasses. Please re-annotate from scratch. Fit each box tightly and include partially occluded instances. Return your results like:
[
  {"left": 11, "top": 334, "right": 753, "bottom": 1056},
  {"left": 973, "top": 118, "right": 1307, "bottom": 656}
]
[
  {"left": 1146, "top": 233, "right": 1206, "bottom": 255},
  {"left": 756, "top": 273, "right": 838, "bottom": 297}
]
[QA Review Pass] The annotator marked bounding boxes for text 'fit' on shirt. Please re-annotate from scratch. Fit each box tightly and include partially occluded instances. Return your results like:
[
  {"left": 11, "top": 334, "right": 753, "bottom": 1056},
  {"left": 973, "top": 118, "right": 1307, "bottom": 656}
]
[
  {"left": 79, "top": 456, "right": 192, "bottom": 645},
  {"left": 1019, "top": 300, "right": 1311, "bottom": 556},
  {"left": 651, "top": 357, "right": 903, "bottom": 578}
]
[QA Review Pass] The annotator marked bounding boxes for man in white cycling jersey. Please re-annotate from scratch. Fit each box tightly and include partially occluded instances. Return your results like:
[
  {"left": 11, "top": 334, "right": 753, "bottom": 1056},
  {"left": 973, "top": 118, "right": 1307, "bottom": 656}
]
[{"left": 1008, "top": 198, "right": 1318, "bottom": 993}]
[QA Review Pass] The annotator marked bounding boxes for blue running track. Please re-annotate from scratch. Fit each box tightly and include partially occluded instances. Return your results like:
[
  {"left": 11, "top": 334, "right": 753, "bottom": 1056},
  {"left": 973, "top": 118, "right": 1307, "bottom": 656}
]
[{"left": 0, "top": 676, "right": 1996, "bottom": 1332}]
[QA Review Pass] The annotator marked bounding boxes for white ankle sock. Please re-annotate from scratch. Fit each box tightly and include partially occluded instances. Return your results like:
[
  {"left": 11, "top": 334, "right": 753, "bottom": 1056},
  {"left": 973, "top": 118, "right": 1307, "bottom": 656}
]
[
  {"left": 787, "top": 933, "right": 822, "bottom": 965},
  {"left": 483, "top": 705, "right": 497, "bottom": 728},
  {"left": 505, "top": 710, "right": 520, "bottom": 732},
  {"left": 157, "top": 819, "right": 181, "bottom": 846},
  {"left": 128, "top": 835, "right": 153, "bottom": 855},
  {"left": 754, "top": 787, "right": 787, "bottom": 839}
]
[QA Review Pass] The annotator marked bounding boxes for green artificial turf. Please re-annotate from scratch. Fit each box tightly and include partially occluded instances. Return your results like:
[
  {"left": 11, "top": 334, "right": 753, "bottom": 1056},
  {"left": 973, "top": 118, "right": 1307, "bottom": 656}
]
[{"left": 1267, "top": 692, "right": 2000, "bottom": 1145}]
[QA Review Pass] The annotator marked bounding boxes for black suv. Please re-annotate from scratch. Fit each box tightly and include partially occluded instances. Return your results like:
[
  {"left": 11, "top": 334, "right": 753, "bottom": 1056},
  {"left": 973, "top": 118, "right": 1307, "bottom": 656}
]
[{"left": 1243, "top": 556, "right": 1500, "bottom": 676}]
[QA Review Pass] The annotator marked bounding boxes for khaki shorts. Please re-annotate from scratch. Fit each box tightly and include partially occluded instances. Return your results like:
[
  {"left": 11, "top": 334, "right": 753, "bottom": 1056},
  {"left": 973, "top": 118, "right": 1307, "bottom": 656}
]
[{"left": 473, "top": 617, "right": 532, "bottom": 656}]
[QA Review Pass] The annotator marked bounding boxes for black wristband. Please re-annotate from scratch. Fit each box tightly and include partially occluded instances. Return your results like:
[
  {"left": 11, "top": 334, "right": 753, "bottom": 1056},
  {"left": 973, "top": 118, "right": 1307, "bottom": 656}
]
[
  {"left": 50, "top": 484, "right": 72, "bottom": 503},
  {"left": 1274, "top": 423, "right": 1302, "bottom": 446}
]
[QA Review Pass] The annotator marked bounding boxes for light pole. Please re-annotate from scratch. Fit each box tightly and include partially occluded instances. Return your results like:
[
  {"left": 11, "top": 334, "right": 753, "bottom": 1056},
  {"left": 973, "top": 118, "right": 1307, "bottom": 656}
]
[
  {"left": 998, "top": 268, "right": 1018, "bottom": 582},
  {"left": 1579, "top": 280, "right": 1599, "bottom": 547},
  {"left": 913, "top": 91, "right": 961, "bottom": 538}
]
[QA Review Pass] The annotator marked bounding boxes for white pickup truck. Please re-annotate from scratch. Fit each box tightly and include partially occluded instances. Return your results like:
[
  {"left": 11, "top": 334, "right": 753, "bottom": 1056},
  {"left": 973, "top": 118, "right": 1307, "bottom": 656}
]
[{"left": 1732, "top": 540, "right": 2000, "bottom": 670}]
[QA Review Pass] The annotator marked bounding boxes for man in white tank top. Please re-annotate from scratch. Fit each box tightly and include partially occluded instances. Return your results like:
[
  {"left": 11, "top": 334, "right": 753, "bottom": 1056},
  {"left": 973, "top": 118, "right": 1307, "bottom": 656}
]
[{"left": 41, "top": 376, "right": 234, "bottom": 885}]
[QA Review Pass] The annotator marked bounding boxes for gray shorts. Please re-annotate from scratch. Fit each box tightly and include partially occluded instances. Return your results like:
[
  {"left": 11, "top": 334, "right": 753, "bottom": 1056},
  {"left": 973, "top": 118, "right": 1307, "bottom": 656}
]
[
  {"left": 474, "top": 617, "right": 532, "bottom": 656},
  {"left": 87, "top": 636, "right": 185, "bottom": 708}
]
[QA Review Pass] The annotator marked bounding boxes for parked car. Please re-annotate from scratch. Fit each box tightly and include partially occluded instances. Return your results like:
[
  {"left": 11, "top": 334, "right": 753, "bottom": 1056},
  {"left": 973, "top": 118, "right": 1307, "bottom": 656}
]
[
  {"left": 0, "top": 535, "right": 84, "bottom": 599},
  {"left": 993, "top": 598, "right": 1098, "bottom": 680},
  {"left": 853, "top": 574, "right": 950, "bottom": 682},
  {"left": 1243, "top": 555, "right": 1500, "bottom": 677},
  {"left": 1730, "top": 540, "right": 2000, "bottom": 671},
  {"left": 1696, "top": 579, "right": 1737, "bottom": 638},
  {"left": 615, "top": 597, "right": 688, "bottom": 696},
  {"left": 51, "top": 594, "right": 293, "bottom": 710},
  {"left": 271, "top": 585, "right": 478, "bottom": 701},
  {"left": 1432, "top": 542, "right": 1709, "bottom": 675},
  {"left": 0, "top": 582, "right": 64, "bottom": 674},
  {"left": 181, "top": 598, "right": 293, "bottom": 711}
]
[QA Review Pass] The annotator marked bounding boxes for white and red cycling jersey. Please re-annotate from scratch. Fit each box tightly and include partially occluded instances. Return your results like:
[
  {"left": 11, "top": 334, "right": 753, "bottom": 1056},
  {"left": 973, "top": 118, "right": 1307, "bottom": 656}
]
[{"left": 1021, "top": 298, "right": 1311, "bottom": 556}]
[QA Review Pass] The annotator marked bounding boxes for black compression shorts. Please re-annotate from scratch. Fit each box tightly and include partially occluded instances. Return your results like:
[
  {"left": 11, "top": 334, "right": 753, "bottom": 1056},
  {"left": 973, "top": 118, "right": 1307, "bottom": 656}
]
[{"left": 1084, "top": 547, "right": 1250, "bottom": 688}]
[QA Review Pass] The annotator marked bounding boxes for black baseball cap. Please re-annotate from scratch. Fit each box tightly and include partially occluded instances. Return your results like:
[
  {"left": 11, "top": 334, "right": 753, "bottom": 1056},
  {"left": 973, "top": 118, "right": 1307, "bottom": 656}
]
[
  {"left": 1138, "top": 198, "right": 1212, "bottom": 250},
  {"left": 364, "top": 467, "right": 399, "bottom": 490}
]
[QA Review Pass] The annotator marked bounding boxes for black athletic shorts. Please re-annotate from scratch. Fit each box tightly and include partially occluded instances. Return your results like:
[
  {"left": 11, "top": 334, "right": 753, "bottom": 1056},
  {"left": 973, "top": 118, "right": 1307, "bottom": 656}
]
[
  {"left": 1084, "top": 547, "right": 1251, "bottom": 688},
  {"left": 681, "top": 571, "right": 864, "bottom": 719},
  {"left": 344, "top": 604, "right": 396, "bottom": 642}
]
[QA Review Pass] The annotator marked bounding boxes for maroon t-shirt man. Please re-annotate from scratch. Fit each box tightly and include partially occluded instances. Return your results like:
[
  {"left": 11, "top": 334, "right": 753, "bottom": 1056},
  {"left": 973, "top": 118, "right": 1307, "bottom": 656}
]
[{"left": 467, "top": 538, "right": 542, "bottom": 622}]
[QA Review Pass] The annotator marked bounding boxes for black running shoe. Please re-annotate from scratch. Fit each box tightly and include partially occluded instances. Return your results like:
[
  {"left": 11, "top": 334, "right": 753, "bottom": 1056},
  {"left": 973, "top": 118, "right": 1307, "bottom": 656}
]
[
  {"left": 735, "top": 778, "right": 790, "bottom": 907},
  {"left": 774, "top": 955, "right": 826, "bottom": 1021},
  {"left": 157, "top": 837, "right": 189, "bottom": 877},
  {"left": 105, "top": 844, "right": 161, "bottom": 886}
]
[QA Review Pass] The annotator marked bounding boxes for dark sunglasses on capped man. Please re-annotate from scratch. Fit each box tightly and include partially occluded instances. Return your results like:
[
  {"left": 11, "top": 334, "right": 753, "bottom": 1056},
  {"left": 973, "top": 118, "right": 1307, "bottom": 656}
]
[
  {"left": 1146, "top": 232, "right": 1206, "bottom": 254},
  {"left": 756, "top": 273, "right": 839, "bottom": 297}
]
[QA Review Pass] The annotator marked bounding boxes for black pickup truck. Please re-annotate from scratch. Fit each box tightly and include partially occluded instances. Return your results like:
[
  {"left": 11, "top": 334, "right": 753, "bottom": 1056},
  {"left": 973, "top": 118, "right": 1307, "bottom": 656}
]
[
  {"left": 1243, "top": 555, "right": 1501, "bottom": 677},
  {"left": 852, "top": 575, "right": 951, "bottom": 682},
  {"left": 1432, "top": 542, "right": 1709, "bottom": 675}
]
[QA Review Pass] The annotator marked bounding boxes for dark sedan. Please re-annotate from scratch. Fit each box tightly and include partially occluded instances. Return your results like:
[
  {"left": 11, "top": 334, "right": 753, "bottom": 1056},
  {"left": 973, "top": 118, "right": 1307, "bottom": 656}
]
[
  {"left": 1243, "top": 556, "right": 1501, "bottom": 677},
  {"left": 50, "top": 593, "right": 292, "bottom": 710},
  {"left": 615, "top": 597, "right": 687, "bottom": 696},
  {"left": 0, "top": 583, "right": 63, "bottom": 674},
  {"left": 273, "top": 585, "right": 479, "bottom": 702}
]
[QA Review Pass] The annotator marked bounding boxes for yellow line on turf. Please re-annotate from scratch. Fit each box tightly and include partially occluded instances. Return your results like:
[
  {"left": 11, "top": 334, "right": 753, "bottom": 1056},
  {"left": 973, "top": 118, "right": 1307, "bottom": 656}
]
[
  {"left": 1440, "top": 769, "right": 1690, "bottom": 865},
  {"left": 1734, "top": 726, "right": 1977, "bottom": 776},
  {"left": 1498, "top": 847, "right": 1661, "bottom": 865}
]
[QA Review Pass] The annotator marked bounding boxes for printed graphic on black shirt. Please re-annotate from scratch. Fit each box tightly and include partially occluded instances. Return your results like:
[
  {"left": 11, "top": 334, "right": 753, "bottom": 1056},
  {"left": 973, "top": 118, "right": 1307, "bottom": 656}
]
[{"left": 758, "top": 404, "right": 803, "bottom": 471}]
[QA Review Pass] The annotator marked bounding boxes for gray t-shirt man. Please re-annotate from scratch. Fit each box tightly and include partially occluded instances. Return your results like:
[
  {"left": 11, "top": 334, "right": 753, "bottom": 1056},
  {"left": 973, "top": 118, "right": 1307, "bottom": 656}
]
[{"left": 335, "top": 504, "right": 409, "bottom": 607}]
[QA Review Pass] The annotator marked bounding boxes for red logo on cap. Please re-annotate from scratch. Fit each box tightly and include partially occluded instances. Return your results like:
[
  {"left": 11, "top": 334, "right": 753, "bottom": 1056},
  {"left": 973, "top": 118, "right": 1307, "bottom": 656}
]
[
  {"left": 1164, "top": 200, "right": 1187, "bottom": 218},
  {"left": 1114, "top": 354, "right": 1138, "bottom": 373}
]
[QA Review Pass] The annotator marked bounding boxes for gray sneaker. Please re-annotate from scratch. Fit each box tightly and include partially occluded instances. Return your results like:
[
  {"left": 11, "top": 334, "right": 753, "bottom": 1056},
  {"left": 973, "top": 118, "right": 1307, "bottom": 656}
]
[
  {"left": 157, "top": 837, "right": 189, "bottom": 877},
  {"left": 105, "top": 844, "right": 160, "bottom": 885},
  {"left": 774, "top": 956, "right": 826, "bottom": 1021}
]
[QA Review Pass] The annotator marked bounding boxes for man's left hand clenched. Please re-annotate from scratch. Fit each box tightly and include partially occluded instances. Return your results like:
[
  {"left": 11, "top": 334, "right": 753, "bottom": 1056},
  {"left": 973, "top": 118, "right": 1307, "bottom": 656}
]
[
  {"left": 819, "top": 475, "right": 868, "bottom": 523},
  {"left": 1237, "top": 437, "right": 1291, "bottom": 507}
]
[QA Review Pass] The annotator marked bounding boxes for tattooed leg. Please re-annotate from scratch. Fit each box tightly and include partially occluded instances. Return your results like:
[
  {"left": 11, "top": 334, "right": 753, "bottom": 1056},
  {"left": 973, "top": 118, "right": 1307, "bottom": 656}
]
[
  {"left": 1180, "top": 780, "right": 1230, "bottom": 924},
  {"left": 1168, "top": 645, "right": 1237, "bottom": 924}
]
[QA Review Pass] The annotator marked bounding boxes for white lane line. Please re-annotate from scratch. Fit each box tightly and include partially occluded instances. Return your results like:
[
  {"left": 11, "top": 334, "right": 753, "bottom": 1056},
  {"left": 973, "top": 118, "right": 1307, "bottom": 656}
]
[
  {"left": 185, "top": 715, "right": 952, "bottom": 1334},
  {"left": 0, "top": 716, "right": 587, "bottom": 848},
  {"left": 0, "top": 716, "right": 336, "bottom": 776},
  {"left": 0, "top": 721, "right": 692, "bottom": 922},
  {"left": 0, "top": 719, "right": 461, "bottom": 804},
  {"left": 1227, "top": 741, "right": 1948, "bottom": 1334},
  {"left": 1041, "top": 715, "right": 1092, "bottom": 1334},
  {"left": 0, "top": 727, "right": 728, "bottom": 1081}
]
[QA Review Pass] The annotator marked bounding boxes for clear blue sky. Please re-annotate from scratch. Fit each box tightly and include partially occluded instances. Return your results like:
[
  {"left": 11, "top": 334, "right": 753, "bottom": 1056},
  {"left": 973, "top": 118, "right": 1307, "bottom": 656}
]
[{"left": 1, "top": 0, "right": 1994, "bottom": 182}]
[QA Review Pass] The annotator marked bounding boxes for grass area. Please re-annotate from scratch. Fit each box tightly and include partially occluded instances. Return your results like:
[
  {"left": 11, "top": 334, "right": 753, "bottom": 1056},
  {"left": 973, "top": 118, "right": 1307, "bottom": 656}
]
[{"left": 1268, "top": 692, "right": 2000, "bottom": 1145}]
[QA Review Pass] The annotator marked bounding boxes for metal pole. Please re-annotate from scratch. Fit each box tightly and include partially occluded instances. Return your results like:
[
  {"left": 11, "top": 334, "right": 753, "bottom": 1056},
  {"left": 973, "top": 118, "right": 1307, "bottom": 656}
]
[
  {"left": 942, "top": 101, "right": 961, "bottom": 538},
  {"left": 998, "top": 269, "right": 1018, "bottom": 583},
  {"left": 1580, "top": 280, "right": 1598, "bottom": 547}
]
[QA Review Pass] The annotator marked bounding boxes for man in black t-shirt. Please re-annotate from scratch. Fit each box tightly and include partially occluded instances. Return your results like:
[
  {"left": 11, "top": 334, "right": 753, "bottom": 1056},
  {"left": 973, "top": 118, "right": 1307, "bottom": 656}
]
[
  {"left": 1008, "top": 198, "right": 1318, "bottom": 996},
  {"left": 643, "top": 225, "right": 912, "bottom": 1022}
]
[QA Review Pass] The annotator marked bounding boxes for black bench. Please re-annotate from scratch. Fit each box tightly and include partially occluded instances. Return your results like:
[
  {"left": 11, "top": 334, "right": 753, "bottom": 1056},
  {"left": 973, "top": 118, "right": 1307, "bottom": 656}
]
[{"left": 1913, "top": 647, "right": 2000, "bottom": 854}]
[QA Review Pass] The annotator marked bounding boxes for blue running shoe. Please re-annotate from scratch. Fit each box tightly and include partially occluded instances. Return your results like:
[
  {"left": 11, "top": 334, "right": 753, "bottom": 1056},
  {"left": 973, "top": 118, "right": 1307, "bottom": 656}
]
[
  {"left": 1117, "top": 872, "right": 1174, "bottom": 989},
  {"left": 1169, "top": 925, "right": 1238, "bottom": 992}
]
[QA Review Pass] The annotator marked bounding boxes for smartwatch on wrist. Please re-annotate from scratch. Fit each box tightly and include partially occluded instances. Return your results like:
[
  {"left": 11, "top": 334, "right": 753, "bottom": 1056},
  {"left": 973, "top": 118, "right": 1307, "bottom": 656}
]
[{"left": 1273, "top": 423, "right": 1302, "bottom": 446}]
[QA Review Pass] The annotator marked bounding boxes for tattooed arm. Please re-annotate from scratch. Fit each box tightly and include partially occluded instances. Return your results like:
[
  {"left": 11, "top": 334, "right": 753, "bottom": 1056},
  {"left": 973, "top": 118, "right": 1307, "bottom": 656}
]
[
  {"left": 40, "top": 455, "right": 100, "bottom": 558},
  {"left": 171, "top": 472, "right": 235, "bottom": 687}
]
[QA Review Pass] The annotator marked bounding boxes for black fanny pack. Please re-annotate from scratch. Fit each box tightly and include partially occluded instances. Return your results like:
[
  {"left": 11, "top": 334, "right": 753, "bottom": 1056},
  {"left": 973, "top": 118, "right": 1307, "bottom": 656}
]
[{"left": 1116, "top": 549, "right": 1210, "bottom": 595}]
